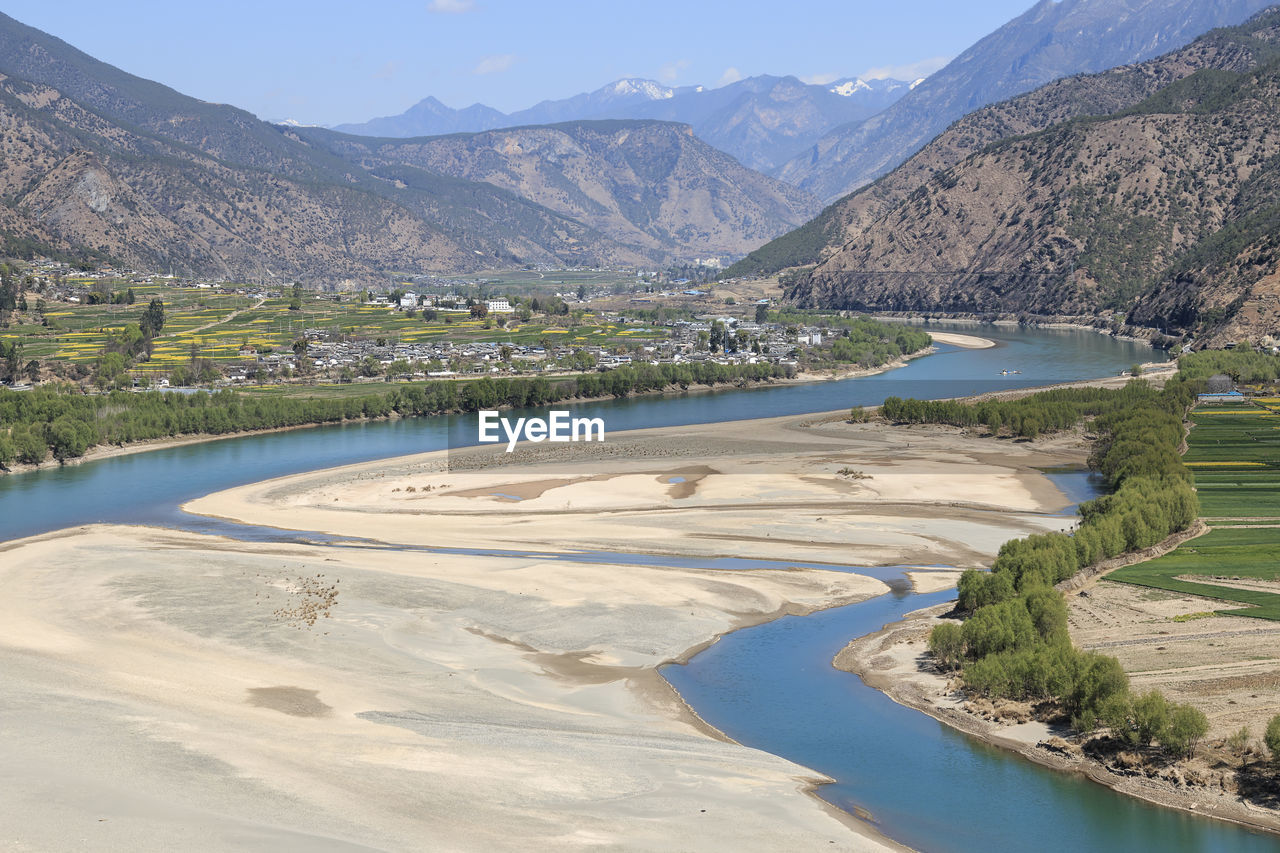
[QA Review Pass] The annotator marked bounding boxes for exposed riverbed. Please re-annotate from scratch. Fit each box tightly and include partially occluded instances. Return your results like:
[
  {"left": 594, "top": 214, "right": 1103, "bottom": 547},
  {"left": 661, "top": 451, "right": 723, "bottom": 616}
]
[{"left": 6, "top": 324, "right": 1255, "bottom": 851}]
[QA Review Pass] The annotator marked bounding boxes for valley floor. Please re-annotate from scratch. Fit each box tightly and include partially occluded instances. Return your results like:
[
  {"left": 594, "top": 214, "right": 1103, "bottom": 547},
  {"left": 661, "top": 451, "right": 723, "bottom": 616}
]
[{"left": 1, "top": 411, "right": 1078, "bottom": 851}]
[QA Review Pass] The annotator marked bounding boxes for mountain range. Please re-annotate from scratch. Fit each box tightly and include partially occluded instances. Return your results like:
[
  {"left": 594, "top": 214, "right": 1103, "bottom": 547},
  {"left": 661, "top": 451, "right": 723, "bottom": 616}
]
[
  {"left": 293, "top": 120, "right": 819, "bottom": 258},
  {"left": 783, "top": 7, "right": 1280, "bottom": 343},
  {"left": 334, "top": 75, "right": 915, "bottom": 173},
  {"left": 1, "top": 0, "right": 1278, "bottom": 327},
  {"left": 338, "top": 0, "right": 1274, "bottom": 214},
  {"left": 729, "top": 0, "right": 1280, "bottom": 276},
  {"left": 773, "top": 0, "right": 1278, "bottom": 203},
  {"left": 0, "top": 12, "right": 815, "bottom": 282}
]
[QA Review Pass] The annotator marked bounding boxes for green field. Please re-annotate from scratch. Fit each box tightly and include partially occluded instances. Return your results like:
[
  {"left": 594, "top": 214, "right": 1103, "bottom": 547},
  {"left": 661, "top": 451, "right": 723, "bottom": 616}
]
[
  {"left": 1105, "top": 401, "right": 1280, "bottom": 620},
  {"left": 1181, "top": 401, "right": 1280, "bottom": 517},
  {"left": 1108, "top": 528, "right": 1280, "bottom": 619}
]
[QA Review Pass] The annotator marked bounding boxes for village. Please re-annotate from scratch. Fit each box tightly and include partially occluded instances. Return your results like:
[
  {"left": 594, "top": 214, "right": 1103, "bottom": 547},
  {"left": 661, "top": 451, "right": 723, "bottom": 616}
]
[{"left": 0, "top": 259, "right": 847, "bottom": 391}]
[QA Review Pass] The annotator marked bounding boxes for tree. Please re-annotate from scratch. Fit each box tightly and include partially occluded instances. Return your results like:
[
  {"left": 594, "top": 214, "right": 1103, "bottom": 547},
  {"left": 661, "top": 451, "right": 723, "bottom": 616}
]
[
  {"left": 755, "top": 303, "right": 768, "bottom": 324},
  {"left": 1132, "top": 690, "right": 1170, "bottom": 747},
  {"left": 1266, "top": 714, "right": 1280, "bottom": 764},
  {"left": 12, "top": 426, "right": 46, "bottom": 464},
  {"left": 1226, "top": 726, "right": 1251, "bottom": 767},
  {"left": 140, "top": 298, "right": 166, "bottom": 338},
  {"left": 928, "top": 622, "right": 964, "bottom": 671},
  {"left": 47, "top": 416, "right": 92, "bottom": 462},
  {"left": 709, "top": 322, "right": 727, "bottom": 353},
  {"left": 470, "top": 303, "right": 488, "bottom": 319},
  {"left": 1163, "top": 703, "right": 1208, "bottom": 758}
]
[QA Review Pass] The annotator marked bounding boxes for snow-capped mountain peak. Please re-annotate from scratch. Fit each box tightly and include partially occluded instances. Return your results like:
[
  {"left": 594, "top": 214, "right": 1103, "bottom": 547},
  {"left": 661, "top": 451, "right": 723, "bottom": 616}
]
[
  {"left": 909, "top": 77, "right": 926, "bottom": 90},
  {"left": 608, "top": 79, "right": 674, "bottom": 101},
  {"left": 829, "top": 78, "right": 872, "bottom": 97}
]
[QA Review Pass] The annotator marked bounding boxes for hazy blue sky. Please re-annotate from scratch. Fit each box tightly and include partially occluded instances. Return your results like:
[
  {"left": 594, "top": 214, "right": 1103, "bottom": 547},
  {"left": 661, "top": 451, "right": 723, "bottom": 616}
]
[{"left": 3, "top": 0, "right": 1038, "bottom": 125}]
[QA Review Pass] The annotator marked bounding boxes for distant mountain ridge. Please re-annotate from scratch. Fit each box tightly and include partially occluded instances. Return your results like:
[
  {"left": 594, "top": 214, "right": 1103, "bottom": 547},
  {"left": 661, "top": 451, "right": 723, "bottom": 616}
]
[
  {"left": 334, "top": 74, "right": 912, "bottom": 172},
  {"left": 0, "top": 11, "right": 818, "bottom": 281},
  {"left": 298, "top": 120, "right": 820, "bottom": 258},
  {"left": 775, "top": 0, "right": 1277, "bottom": 203}
]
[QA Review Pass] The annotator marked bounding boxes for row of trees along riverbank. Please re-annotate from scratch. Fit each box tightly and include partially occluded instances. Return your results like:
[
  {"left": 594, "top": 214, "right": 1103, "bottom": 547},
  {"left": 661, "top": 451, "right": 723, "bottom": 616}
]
[
  {"left": 886, "top": 371, "right": 1213, "bottom": 756},
  {"left": 0, "top": 361, "right": 798, "bottom": 467}
]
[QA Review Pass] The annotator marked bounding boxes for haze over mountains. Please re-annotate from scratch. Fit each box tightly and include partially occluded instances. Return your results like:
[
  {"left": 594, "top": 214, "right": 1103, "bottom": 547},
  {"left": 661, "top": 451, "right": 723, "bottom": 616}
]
[
  {"left": 784, "top": 8, "right": 1280, "bottom": 343},
  {"left": 334, "top": 74, "right": 915, "bottom": 173}
]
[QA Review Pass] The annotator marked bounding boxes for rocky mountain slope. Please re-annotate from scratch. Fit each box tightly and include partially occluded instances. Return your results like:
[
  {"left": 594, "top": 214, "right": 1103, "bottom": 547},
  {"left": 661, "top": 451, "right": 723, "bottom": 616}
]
[
  {"left": 730, "top": 6, "right": 1280, "bottom": 280},
  {"left": 0, "top": 13, "right": 658, "bottom": 280},
  {"left": 774, "top": 0, "right": 1275, "bottom": 203},
  {"left": 784, "top": 9, "right": 1280, "bottom": 343},
  {"left": 296, "top": 121, "right": 820, "bottom": 258},
  {"left": 335, "top": 75, "right": 911, "bottom": 173},
  {"left": 0, "top": 12, "right": 817, "bottom": 281}
]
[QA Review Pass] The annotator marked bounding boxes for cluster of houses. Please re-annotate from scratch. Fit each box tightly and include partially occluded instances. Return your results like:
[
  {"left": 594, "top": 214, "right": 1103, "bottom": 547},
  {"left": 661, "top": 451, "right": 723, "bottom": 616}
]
[
  {"left": 393, "top": 293, "right": 514, "bottom": 313},
  {"left": 206, "top": 311, "right": 820, "bottom": 387},
  {"left": 11, "top": 259, "right": 836, "bottom": 390}
]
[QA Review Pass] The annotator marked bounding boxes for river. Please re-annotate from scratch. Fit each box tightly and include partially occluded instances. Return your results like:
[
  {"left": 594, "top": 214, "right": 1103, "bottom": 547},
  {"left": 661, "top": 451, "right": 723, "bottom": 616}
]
[{"left": 6, "top": 324, "right": 1271, "bottom": 850}]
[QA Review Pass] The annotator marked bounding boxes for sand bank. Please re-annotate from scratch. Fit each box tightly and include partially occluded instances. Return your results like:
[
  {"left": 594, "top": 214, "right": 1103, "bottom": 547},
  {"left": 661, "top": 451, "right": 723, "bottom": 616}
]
[
  {"left": 0, "top": 524, "right": 894, "bottom": 851},
  {"left": 2, "top": 412, "right": 1090, "bottom": 850},
  {"left": 925, "top": 332, "right": 995, "bottom": 349},
  {"left": 186, "top": 413, "right": 1087, "bottom": 569}
]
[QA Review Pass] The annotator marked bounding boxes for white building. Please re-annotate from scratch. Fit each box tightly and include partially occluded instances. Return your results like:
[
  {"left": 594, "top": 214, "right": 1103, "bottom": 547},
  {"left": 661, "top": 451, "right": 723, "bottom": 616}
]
[
  {"left": 485, "top": 299, "right": 514, "bottom": 313},
  {"left": 400, "top": 292, "right": 419, "bottom": 309}
]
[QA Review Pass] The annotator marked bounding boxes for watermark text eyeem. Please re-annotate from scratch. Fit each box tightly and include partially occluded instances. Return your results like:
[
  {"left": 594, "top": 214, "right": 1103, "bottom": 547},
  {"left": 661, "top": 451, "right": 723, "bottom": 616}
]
[{"left": 478, "top": 410, "right": 606, "bottom": 452}]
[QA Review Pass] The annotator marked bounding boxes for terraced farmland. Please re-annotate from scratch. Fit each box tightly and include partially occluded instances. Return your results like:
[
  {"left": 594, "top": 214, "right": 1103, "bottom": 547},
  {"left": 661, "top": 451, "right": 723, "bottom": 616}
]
[{"left": 1108, "top": 528, "right": 1280, "bottom": 620}]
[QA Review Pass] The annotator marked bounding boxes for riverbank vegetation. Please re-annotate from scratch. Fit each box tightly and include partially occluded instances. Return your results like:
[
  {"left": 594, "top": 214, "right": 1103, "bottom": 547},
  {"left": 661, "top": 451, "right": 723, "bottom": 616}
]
[
  {"left": 0, "top": 361, "right": 799, "bottom": 468},
  {"left": 905, "top": 372, "right": 1209, "bottom": 757},
  {"left": 1106, "top": 397, "right": 1280, "bottom": 620},
  {"left": 0, "top": 310, "right": 933, "bottom": 469},
  {"left": 916, "top": 348, "right": 1280, "bottom": 773}
]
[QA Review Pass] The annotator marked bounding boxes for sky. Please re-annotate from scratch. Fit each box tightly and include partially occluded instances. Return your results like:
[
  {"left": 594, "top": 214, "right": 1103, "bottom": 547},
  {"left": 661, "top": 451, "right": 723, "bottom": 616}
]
[{"left": 2, "top": 0, "right": 1040, "bottom": 126}]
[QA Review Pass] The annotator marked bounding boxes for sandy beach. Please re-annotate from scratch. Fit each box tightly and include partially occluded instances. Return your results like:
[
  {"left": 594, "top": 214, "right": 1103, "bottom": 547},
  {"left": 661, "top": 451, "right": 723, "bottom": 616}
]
[
  {"left": 925, "top": 331, "right": 995, "bottom": 349},
  {"left": 1, "top": 411, "right": 1086, "bottom": 851}
]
